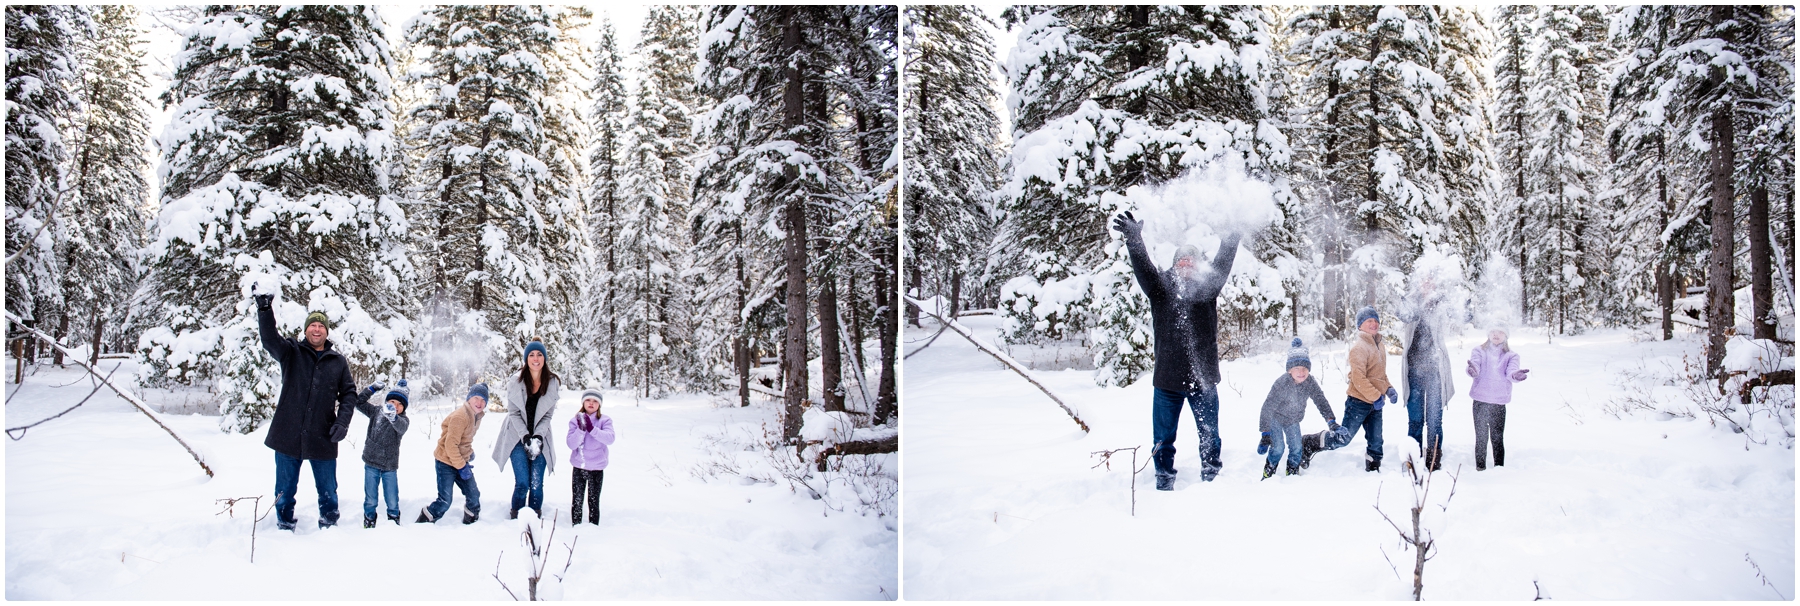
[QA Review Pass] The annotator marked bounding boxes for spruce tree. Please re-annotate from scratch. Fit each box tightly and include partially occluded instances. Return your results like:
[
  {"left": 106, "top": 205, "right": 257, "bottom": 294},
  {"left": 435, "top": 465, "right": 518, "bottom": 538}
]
[
  {"left": 903, "top": 5, "right": 1002, "bottom": 319},
  {"left": 404, "top": 6, "right": 589, "bottom": 384},
  {"left": 5, "top": 5, "right": 88, "bottom": 330},
  {"left": 1522, "top": 6, "right": 1595, "bottom": 335},
  {"left": 59, "top": 5, "right": 151, "bottom": 365},
  {"left": 582, "top": 18, "right": 629, "bottom": 389},
  {"left": 140, "top": 6, "right": 410, "bottom": 432}
]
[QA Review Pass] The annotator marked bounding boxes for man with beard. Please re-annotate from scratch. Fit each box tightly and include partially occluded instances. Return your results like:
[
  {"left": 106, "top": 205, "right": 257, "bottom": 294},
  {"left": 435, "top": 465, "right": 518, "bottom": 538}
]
[{"left": 1113, "top": 211, "right": 1241, "bottom": 490}]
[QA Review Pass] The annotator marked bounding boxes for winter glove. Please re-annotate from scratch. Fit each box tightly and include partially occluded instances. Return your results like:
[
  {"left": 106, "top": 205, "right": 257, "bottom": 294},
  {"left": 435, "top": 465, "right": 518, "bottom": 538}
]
[
  {"left": 329, "top": 422, "right": 349, "bottom": 443},
  {"left": 360, "top": 382, "right": 386, "bottom": 401},
  {"left": 576, "top": 414, "right": 593, "bottom": 433},
  {"left": 1257, "top": 432, "right": 1271, "bottom": 455},
  {"left": 253, "top": 293, "right": 274, "bottom": 310},
  {"left": 1110, "top": 211, "right": 1143, "bottom": 238},
  {"left": 1385, "top": 386, "right": 1399, "bottom": 404},
  {"left": 1511, "top": 368, "right": 1530, "bottom": 381},
  {"left": 458, "top": 464, "right": 473, "bottom": 482},
  {"left": 524, "top": 435, "right": 544, "bottom": 460},
  {"left": 1328, "top": 420, "right": 1341, "bottom": 432}
]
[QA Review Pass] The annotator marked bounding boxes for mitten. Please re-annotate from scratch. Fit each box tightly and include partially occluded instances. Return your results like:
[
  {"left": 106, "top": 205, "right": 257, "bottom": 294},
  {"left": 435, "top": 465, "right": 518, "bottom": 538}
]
[
  {"left": 577, "top": 414, "right": 592, "bottom": 433},
  {"left": 253, "top": 293, "right": 274, "bottom": 310},
  {"left": 1385, "top": 387, "right": 1399, "bottom": 404},
  {"left": 329, "top": 422, "right": 349, "bottom": 442},
  {"left": 1511, "top": 368, "right": 1530, "bottom": 381},
  {"left": 458, "top": 464, "right": 473, "bottom": 481},
  {"left": 1110, "top": 211, "right": 1143, "bottom": 238},
  {"left": 1257, "top": 432, "right": 1271, "bottom": 455},
  {"left": 1328, "top": 420, "right": 1341, "bottom": 432},
  {"left": 360, "top": 382, "right": 385, "bottom": 400}
]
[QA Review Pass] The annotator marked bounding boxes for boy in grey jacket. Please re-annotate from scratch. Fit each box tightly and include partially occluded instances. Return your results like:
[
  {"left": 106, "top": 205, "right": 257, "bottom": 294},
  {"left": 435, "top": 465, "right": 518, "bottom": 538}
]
[
  {"left": 357, "top": 380, "right": 411, "bottom": 527},
  {"left": 1257, "top": 339, "right": 1338, "bottom": 479}
]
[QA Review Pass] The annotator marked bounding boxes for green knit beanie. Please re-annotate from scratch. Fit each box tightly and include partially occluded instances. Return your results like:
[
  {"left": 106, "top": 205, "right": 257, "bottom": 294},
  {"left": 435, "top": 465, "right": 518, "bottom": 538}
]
[{"left": 305, "top": 311, "right": 330, "bottom": 331}]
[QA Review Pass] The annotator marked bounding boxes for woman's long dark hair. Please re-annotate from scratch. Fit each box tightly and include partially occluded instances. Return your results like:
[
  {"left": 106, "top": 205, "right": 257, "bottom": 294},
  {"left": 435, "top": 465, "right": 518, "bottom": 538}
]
[{"left": 518, "top": 339, "right": 556, "bottom": 397}]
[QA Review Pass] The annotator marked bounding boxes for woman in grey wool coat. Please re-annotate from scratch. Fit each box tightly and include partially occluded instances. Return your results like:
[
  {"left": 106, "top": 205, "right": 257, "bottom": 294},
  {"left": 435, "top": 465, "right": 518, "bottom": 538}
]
[{"left": 492, "top": 339, "right": 560, "bottom": 519}]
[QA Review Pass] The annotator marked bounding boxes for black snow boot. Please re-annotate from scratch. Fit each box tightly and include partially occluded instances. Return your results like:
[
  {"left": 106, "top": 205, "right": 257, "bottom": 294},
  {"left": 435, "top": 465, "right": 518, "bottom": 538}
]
[
  {"left": 363, "top": 514, "right": 377, "bottom": 529},
  {"left": 463, "top": 509, "right": 479, "bottom": 525},
  {"left": 1285, "top": 465, "right": 1299, "bottom": 476},
  {"left": 388, "top": 513, "right": 402, "bottom": 526},
  {"left": 1425, "top": 447, "right": 1442, "bottom": 472},
  {"left": 1299, "top": 433, "right": 1322, "bottom": 469},
  {"left": 1155, "top": 473, "right": 1174, "bottom": 491},
  {"left": 1365, "top": 456, "right": 1380, "bottom": 472},
  {"left": 1261, "top": 461, "right": 1277, "bottom": 480},
  {"left": 277, "top": 517, "right": 297, "bottom": 531},
  {"left": 416, "top": 508, "right": 437, "bottom": 524},
  {"left": 508, "top": 508, "right": 519, "bottom": 520}
]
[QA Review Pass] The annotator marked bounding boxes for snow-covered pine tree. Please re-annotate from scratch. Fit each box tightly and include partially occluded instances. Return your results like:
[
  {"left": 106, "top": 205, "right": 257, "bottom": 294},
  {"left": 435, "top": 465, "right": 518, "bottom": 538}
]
[
  {"left": 1287, "top": 6, "right": 1491, "bottom": 338},
  {"left": 611, "top": 84, "right": 684, "bottom": 398},
  {"left": 1489, "top": 5, "right": 1535, "bottom": 324},
  {"left": 404, "top": 6, "right": 589, "bottom": 388},
  {"left": 695, "top": 6, "right": 897, "bottom": 434},
  {"left": 1522, "top": 6, "right": 1596, "bottom": 335},
  {"left": 1732, "top": 8, "right": 1795, "bottom": 341},
  {"left": 1611, "top": 6, "right": 1778, "bottom": 374},
  {"left": 903, "top": 5, "right": 1002, "bottom": 320},
  {"left": 1607, "top": 7, "right": 1703, "bottom": 341},
  {"left": 998, "top": 6, "right": 1289, "bottom": 386},
  {"left": 140, "top": 6, "right": 411, "bottom": 432},
  {"left": 581, "top": 18, "right": 629, "bottom": 389},
  {"left": 5, "top": 5, "right": 88, "bottom": 338},
  {"left": 57, "top": 5, "right": 151, "bottom": 365}
]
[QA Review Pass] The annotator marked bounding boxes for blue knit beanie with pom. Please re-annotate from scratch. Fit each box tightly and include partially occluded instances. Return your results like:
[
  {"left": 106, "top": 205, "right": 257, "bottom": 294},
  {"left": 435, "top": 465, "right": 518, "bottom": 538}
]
[{"left": 1285, "top": 338, "right": 1311, "bottom": 370}]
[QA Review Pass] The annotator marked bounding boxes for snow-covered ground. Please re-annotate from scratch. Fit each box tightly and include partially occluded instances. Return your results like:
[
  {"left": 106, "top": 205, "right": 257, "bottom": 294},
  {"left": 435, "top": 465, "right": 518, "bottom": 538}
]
[
  {"left": 902, "top": 316, "right": 1794, "bottom": 600},
  {"left": 5, "top": 361, "right": 896, "bottom": 600}
]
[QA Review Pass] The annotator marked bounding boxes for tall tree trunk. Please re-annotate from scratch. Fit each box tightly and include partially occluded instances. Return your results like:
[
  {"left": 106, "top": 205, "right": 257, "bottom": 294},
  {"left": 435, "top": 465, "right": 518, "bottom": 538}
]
[
  {"left": 1657, "top": 138, "right": 1674, "bottom": 340},
  {"left": 1749, "top": 185, "right": 1773, "bottom": 339},
  {"left": 949, "top": 270, "right": 962, "bottom": 317},
  {"left": 779, "top": 12, "right": 810, "bottom": 442},
  {"left": 820, "top": 272, "right": 843, "bottom": 413},
  {"left": 1704, "top": 7, "right": 1737, "bottom": 376},
  {"left": 907, "top": 265, "right": 921, "bottom": 327},
  {"left": 848, "top": 272, "right": 867, "bottom": 384},
  {"left": 736, "top": 223, "right": 750, "bottom": 407},
  {"left": 52, "top": 311, "right": 68, "bottom": 366},
  {"left": 89, "top": 308, "right": 103, "bottom": 366},
  {"left": 875, "top": 203, "right": 899, "bottom": 425}
]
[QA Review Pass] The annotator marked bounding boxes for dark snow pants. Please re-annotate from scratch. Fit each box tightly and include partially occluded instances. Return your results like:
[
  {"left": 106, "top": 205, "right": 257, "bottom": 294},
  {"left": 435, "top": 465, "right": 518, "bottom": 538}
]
[
  {"left": 274, "top": 451, "right": 338, "bottom": 527},
  {"left": 1341, "top": 397, "right": 1383, "bottom": 464},
  {"left": 1472, "top": 400, "right": 1507, "bottom": 468},
  {"left": 1152, "top": 385, "right": 1221, "bottom": 480},
  {"left": 1405, "top": 369, "right": 1445, "bottom": 456},
  {"left": 571, "top": 468, "right": 604, "bottom": 524}
]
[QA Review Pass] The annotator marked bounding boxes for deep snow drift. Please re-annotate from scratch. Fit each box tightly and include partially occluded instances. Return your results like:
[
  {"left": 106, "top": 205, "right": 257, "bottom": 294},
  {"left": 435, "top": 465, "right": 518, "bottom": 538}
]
[
  {"left": 5, "top": 361, "right": 896, "bottom": 600},
  {"left": 902, "top": 316, "right": 1793, "bottom": 600}
]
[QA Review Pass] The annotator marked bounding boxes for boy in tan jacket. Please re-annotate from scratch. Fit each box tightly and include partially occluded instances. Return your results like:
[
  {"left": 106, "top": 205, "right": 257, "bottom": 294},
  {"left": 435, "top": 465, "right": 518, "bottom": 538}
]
[
  {"left": 1343, "top": 306, "right": 1399, "bottom": 471},
  {"left": 418, "top": 383, "right": 488, "bottom": 524}
]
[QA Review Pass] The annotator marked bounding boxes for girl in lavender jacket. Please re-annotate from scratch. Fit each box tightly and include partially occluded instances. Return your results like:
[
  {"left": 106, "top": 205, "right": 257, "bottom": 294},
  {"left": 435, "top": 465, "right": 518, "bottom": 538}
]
[
  {"left": 567, "top": 389, "right": 615, "bottom": 525},
  {"left": 1466, "top": 328, "right": 1529, "bottom": 470}
]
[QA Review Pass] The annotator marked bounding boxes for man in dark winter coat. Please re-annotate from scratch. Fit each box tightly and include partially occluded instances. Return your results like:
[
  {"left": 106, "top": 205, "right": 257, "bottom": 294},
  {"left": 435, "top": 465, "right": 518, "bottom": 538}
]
[
  {"left": 1113, "top": 211, "right": 1241, "bottom": 490},
  {"left": 255, "top": 292, "right": 359, "bottom": 530}
]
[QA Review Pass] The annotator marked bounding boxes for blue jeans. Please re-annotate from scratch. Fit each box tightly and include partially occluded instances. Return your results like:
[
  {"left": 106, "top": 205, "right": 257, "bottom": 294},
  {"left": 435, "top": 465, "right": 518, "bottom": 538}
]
[
  {"left": 1152, "top": 385, "right": 1221, "bottom": 479},
  {"left": 425, "top": 460, "right": 480, "bottom": 520},
  {"left": 363, "top": 465, "right": 399, "bottom": 519},
  {"left": 509, "top": 442, "right": 547, "bottom": 513},
  {"left": 1342, "top": 397, "right": 1384, "bottom": 463},
  {"left": 1406, "top": 369, "right": 1445, "bottom": 453},
  {"left": 274, "top": 451, "right": 338, "bottom": 526},
  {"left": 1266, "top": 422, "right": 1302, "bottom": 470}
]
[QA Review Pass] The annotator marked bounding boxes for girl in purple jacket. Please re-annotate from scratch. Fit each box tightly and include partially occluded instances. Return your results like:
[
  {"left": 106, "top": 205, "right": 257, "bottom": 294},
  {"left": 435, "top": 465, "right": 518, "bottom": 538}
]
[
  {"left": 1466, "top": 328, "right": 1529, "bottom": 470},
  {"left": 567, "top": 389, "right": 616, "bottom": 524}
]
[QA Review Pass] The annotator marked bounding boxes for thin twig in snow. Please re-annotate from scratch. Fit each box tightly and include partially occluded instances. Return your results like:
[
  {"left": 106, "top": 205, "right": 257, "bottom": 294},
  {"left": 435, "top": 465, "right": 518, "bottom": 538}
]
[{"left": 7, "top": 362, "right": 122, "bottom": 440}]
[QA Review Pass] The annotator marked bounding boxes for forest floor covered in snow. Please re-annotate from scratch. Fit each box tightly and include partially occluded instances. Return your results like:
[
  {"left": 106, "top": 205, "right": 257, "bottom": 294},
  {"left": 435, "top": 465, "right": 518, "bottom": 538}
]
[
  {"left": 903, "top": 316, "right": 1793, "bottom": 600},
  {"left": 5, "top": 361, "right": 896, "bottom": 600}
]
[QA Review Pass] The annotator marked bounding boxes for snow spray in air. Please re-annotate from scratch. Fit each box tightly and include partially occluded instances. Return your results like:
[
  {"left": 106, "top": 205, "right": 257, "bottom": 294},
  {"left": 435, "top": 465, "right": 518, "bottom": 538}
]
[{"left": 1102, "top": 154, "right": 1278, "bottom": 276}]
